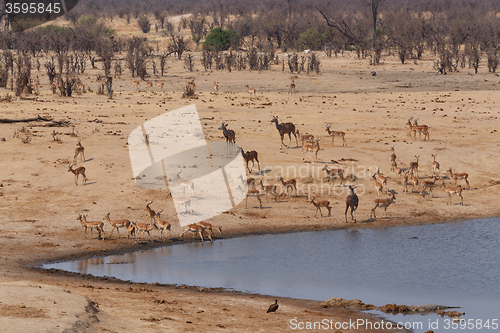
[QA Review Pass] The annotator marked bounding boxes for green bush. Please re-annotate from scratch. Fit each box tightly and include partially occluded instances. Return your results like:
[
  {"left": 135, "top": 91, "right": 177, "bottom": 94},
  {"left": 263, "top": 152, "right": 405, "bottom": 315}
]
[
  {"left": 298, "top": 28, "right": 328, "bottom": 51},
  {"left": 203, "top": 28, "right": 240, "bottom": 51}
]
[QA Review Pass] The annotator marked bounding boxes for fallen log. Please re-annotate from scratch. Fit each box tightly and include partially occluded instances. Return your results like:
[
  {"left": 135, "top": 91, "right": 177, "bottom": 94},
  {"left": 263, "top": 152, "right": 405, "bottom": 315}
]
[{"left": 0, "top": 115, "right": 69, "bottom": 127}]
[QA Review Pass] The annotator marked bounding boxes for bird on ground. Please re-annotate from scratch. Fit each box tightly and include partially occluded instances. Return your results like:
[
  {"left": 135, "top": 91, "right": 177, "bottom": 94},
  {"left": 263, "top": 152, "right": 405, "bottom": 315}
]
[{"left": 267, "top": 299, "right": 279, "bottom": 313}]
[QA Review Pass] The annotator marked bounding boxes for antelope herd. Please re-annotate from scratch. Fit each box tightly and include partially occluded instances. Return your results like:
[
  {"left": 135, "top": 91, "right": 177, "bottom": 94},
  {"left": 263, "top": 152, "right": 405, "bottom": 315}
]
[{"left": 68, "top": 76, "right": 472, "bottom": 245}]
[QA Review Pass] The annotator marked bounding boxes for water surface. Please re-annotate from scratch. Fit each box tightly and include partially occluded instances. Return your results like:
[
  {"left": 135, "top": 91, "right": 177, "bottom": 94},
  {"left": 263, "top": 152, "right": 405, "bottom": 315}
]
[{"left": 45, "top": 218, "right": 500, "bottom": 332}]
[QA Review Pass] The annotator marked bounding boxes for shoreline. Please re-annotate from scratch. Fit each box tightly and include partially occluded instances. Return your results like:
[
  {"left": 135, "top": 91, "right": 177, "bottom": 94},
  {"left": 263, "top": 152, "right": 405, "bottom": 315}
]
[{"left": 2, "top": 51, "right": 500, "bottom": 331}]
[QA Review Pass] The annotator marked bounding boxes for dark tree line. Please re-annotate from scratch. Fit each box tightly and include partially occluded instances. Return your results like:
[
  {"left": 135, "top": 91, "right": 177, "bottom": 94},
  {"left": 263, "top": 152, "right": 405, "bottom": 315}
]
[{"left": 2, "top": 0, "right": 500, "bottom": 74}]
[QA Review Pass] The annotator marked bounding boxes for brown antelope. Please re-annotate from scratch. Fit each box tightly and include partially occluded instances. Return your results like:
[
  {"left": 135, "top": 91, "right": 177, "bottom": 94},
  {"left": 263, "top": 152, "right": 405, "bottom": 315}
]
[
  {"left": 375, "top": 168, "right": 388, "bottom": 188},
  {"left": 447, "top": 168, "right": 470, "bottom": 188},
  {"left": 78, "top": 215, "right": 104, "bottom": 239},
  {"left": 126, "top": 223, "right": 136, "bottom": 239},
  {"left": 279, "top": 177, "right": 297, "bottom": 197},
  {"left": 132, "top": 80, "right": 140, "bottom": 91},
  {"left": 407, "top": 117, "right": 429, "bottom": 140},
  {"left": 402, "top": 171, "right": 410, "bottom": 193},
  {"left": 146, "top": 81, "right": 153, "bottom": 92},
  {"left": 245, "top": 84, "right": 256, "bottom": 96},
  {"left": 390, "top": 147, "right": 397, "bottom": 170},
  {"left": 145, "top": 201, "right": 157, "bottom": 223},
  {"left": 156, "top": 81, "right": 164, "bottom": 90},
  {"left": 259, "top": 179, "right": 279, "bottom": 202},
  {"left": 409, "top": 156, "right": 420, "bottom": 178},
  {"left": 370, "top": 190, "right": 396, "bottom": 219},
  {"left": 246, "top": 189, "right": 263, "bottom": 208},
  {"left": 155, "top": 210, "right": 171, "bottom": 239},
  {"left": 68, "top": 164, "right": 87, "bottom": 185},
  {"left": 309, "top": 197, "right": 332, "bottom": 217},
  {"left": 422, "top": 176, "right": 444, "bottom": 198},
  {"left": 270, "top": 115, "right": 298, "bottom": 149},
  {"left": 174, "top": 197, "right": 193, "bottom": 214},
  {"left": 371, "top": 174, "right": 383, "bottom": 197},
  {"left": 322, "top": 165, "right": 344, "bottom": 186},
  {"left": 240, "top": 148, "right": 260, "bottom": 173},
  {"left": 213, "top": 82, "right": 219, "bottom": 94},
  {"left": 325, "top": 124, "right": 346, "bottom": 147},
  {"left": 411, "top": 173, "right": 420, "bottom": 193},
  {"left": 431, "top": 154, "right": 440, "bottom": 176},
  {"left": 196, "top": 221, "right": 222, "bottom": 237},
  {"left": 103, "top": 213, "right": 131, "bottom": 238},
  {"left": 302, "top": 138, "right": 321, "bottom": 162},
  {"left": 176, "top": 171, "right": 195, "bottom": 195},
  {"left": 393, "top": 162, "right": 403, "bottom": 178},
  {"left": 295, "top": 129, "right": 314, "bottom": 146},
  {"left": 288, "top": 80, "right": 296, "bottom": 94},
  {"left": 132, "top": 221, "right": 157, "bottom": 240},
  {"left": 73, "top": 141, "right": 85, "bottom": 164},
  {"left": 239, "top": 174, "right": 257, "bottom": 189},
  {"left": 180, "top": 223, "right": 212, "bottom": 242},
  {"left": 444, "top": 184, "right": 464, "bottom": 205},
  {"left": 218, "top": 122, "right": 236, "bottom": 154},
  {"left": 345, "top": 185, "right": 359, "bottom": 223}
]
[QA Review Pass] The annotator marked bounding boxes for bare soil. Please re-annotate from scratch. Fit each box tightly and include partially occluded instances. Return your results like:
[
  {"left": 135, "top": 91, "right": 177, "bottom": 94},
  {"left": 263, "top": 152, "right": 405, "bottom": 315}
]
[{"left": 1, "top": 48, "right": 499, "bottom": 332}]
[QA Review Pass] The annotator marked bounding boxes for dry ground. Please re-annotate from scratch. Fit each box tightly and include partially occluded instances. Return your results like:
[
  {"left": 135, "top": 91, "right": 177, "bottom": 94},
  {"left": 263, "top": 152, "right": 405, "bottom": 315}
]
[{"left": 1, "top": 49, "right": 500, "bottom": 332}]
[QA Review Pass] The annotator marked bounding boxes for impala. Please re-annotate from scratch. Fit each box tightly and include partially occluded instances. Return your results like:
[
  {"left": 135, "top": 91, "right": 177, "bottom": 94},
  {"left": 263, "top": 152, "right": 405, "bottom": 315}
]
[
  {"left": 180, "top": 223, "right": 212, "bottom": 242},
  {"left": 325, "top": 123, "right": 346, "bottom": 147},
  {"left": 78, "top": 215, "right": 104, "bottom": 239},
  {"left": 447, "top": 168, "right": 470, "bottom": 188},
  {"left": 345, "top": 185, "right": 359, "bottom": 223},
  {"left": 270, "top": 115, "right": 298, "bottom": 149},
  {"left": 431, "top": 154, "right": 440, "bottom": 176},
  {"left": 444, "top": 184, "right": 464, "bottom": 205},
  {"left": 132, "top": 221, "right": 157, "bottom": 240},
  {"left": 176, "top": 170, "right": 195, "bottom": 195},
  {"left": 375, "top": 168, "right": 388, "bottom": 188},
  {"left": 279, "top": 177, "right": 297, "bottom": 197},
  {"left": 103, "top": 212, "right": 131, "bottom": 238},
  {"left": 155, "top": 210, "right": 171, "bottom": 239},
  {"left": 390, "top": 146, "right": 396, "bottom": 170},
  {"left": 407, "top": 117, "right": 430, "bottom": 140},
  {"left": 370, "top": 190, "right": 396, "bottom": 219},
  {"left": 295, "top": 129, "right": 314, "bottom": 146},
  {"left": 402, "top": 171, "right": 409, "bottom": 193},
  {"left": 288, "top": 80, "right": 296, "bottom": 94},
  {"left": 156, "top": 81, "right": 164, "bottom": 90},
  {"left": 196, "top": 221, "right": 222, "bottom": 237},
  {"left": 132, "top": 80, "right": 140, "bottom": 91},
  {"left": 73, "top": 141, "right": 85, "bottom": 164},
  {"left": 422, "top": 176, "right": 443, "bottom": 198},
  {"left": 409, "top": 156, "right": 419, "bottom": 178},
  {"left": 68, "top": 164, "right": 87, "bottom": 185},
  {"left": 411, "top": 173, "right": 420, "bottom": 193},
  {"left": 302, "top": 138, "right": 321, "bottom": 162},
  {"left": 371, "top": 174, "right": 383, "bottom": 197},
  {"left": 174, "top": 197, "right": 193, "bottom": 214},
  {"left": 309, "top": 197, "right": 332, "bottom": 217},
  {"left": 146, "top": 81, "right": 153, "bottom": 92},
  {"left": 322, "top": 165, "right": 344, "bottom": 186},
  {"left": 259, "top": 179, "right": 279, "bottom": 202},
  {"left": 245, "top": 84, "right": 256, "bottom": 96},
  {"left": 393, "top": 162, "right": 403, "bottom": 178},
  {"left": 214, "top": 82, "right": 219, "bottom": 93},
  {"left": 246, "top": 189, "right": 263, "bottom": 208},
  {"left": 145, "top": 201, "right": 157, "bottom": 224}
]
